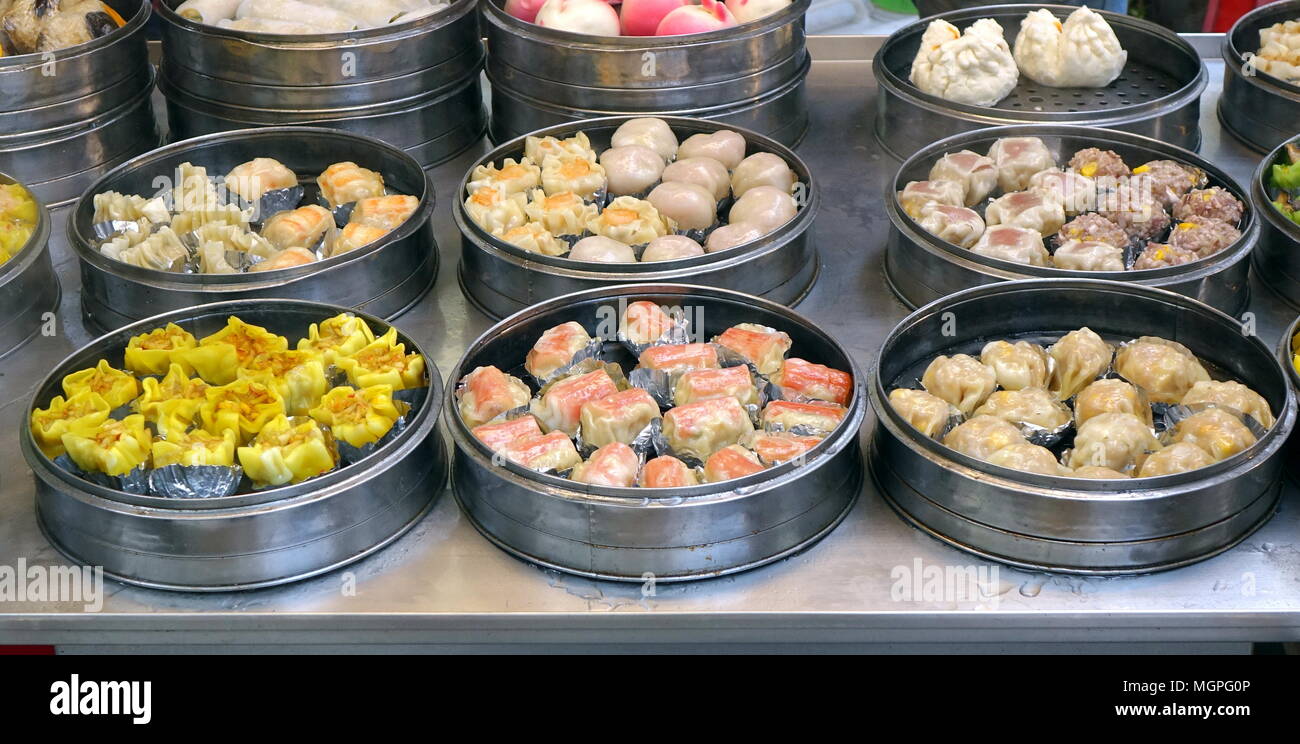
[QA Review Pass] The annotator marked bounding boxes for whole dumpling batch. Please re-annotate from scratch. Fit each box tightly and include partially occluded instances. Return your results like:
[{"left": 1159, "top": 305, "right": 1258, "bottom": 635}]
[
  {"left": 173, "top": 0, "right": 450, "bottom": 34},
  {"left": 505, "top": 0, "right": 790, "bottom": 37},
  {"left": 90, "top": 158, "right": 419, "bottom": 274},
  {"left": 910, "top": 6, "right": 1127, "bottom": 107},
  {"left": 900, "top": 136, "right": 1246, "bottom": 271},
  {"left": 0, "top": 0, "right": 127, "bottom": 56},
  {"left": 889, "top": 330, "right": 1274, "bottom": 480},
  {"left": 456, "top": 300, "right": 852, "bottom": 487},
  {"left": 29, "top": 313, "right": 428, "bottom": 497},
  {"left": 0, "top": 181, "right": 37, "bottom": 266},
  {"left": 464, "top": 117, "right": 803, "bottom": 262},
  {"left": 1248, "top": 18, "right": 1300, "bottom": 84}
]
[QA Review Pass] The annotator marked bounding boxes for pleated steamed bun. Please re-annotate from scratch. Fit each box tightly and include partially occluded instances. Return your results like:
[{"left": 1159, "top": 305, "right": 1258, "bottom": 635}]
[
  {"left": 909, "top": 18, "right": 1018, "bottom": 107},
  {"left": 1013, "top": 7, "right": 1127, "bottom": 89}
]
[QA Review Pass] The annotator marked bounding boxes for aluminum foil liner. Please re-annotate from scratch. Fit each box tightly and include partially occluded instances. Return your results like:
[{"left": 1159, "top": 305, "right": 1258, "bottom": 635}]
[
  {"left": 574, "top": 417, "right": 658, "bottom": 460},
  {"left": 335, "top": 411, "right": 410, "bottom": 467},
  {"left": 627, "top": 367, "right": 673, "bottom": 408},
  {"left": 393, "top": 385, "right": 429, "bottom": 414},
  {"left": 1158, "top": 402, "right": 1269, "bottom": 443},
  {"left": 527, "top": 335, "right": 606, "bottom": 387},
  {"left": 619, "top": 311, "right": 694, "bottom": 357},
  {"left": 91, "top": 219, "right": 141, "bottom": 242},
  {"left": 246, "top": 185, "right": 306, "bottom": 224},
  {"left": 147, "top": 464, "right": 244, "bottom": 499},
  {"left": 53, "top": 455, "right": 149, "bottom": 495}
]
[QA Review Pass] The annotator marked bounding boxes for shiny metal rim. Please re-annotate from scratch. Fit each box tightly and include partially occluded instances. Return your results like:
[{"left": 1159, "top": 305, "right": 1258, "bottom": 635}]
[
  {"left": 0, "top": 0, "right": 149, "bottom": 69},
  {"left": 155, "top": 0, "right": 475, "bottom": 46},
  {"left": 1223, "top": 0, "right": 1300, "bottom": 96}
]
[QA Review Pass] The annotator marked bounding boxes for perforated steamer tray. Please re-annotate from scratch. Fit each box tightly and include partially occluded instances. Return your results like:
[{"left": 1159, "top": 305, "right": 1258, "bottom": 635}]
[{"left": 873, "top": 3, "right": 1206, "bottom": 160}]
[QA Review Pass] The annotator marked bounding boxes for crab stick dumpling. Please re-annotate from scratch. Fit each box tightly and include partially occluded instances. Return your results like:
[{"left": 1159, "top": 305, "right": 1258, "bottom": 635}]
[
  {"left": 771, "top": 358, "right": 853, "bottom": 406},
  {"left": 569, "top": 236, "right": 637, "bottom": 262},
  {"left": 703, "top": 444, "right": 765, "bottom": 483},
  {"left": 705, "top": 222, "right": 766, "bottom": 253},
  {"left": 677, "top": 130, "right": 747, "bottom": 170},
  {"left": 1114, "top": 337, "right": 1210, "bottom": 404},
  {"left": 502, "top": 431, "right": 583, "bottom": 472},
  {"left": 761, "top": 400, "right": 847, "bottom": 434},
  {"left": 1048, "top": 328, "right": 1112, "bottom": 401},
  {"left": 729, "top": 185, "right": 797, "bottom": 233},
  {"left": 642, "top": 234, "right": 705, "bottom": 261},
  {"left": 921, "top": 353, "right": 996, "bottom": 416},
  {"left": 572, "top": 442, "right": 641, "bottom": 487},
  {"left": 988, "top": 137, "right": 1056, "bottom": 192},
  {"left": 622, "top": 301, "right": 676, "bottom": 346},
  {"left": 610, "top": 118, "right": 679, "bottom": 162},
  {"left": 639, "top": 343, "right": 720, "bottom": 373},
  {"left": 531, "top": 369, "right": 620, "bottom": 436},
  {"left": 942, "top": 415, "right": 1025, "bottom": 461},
  {"left": 457, "top": 366, "right": 532, "bottom": 428},
  {"left": 494, "top": 223, "right": 567, "bottom": 257},
  {"left": 541, "top": 155, "right": 607, "bottom": 200},
  {"left": 675, "top": 365, "right": 759, "bottom": 407},
  {"left": 715, "top": 323, "right": 792, "bottom": 375},
  {"left": 350, "top": 195, "right": 418, "bottom": 231},
  {"left": 263, "top": 205, "right": 334, "bottom": 250},
  {"left": 918, "top": 204, "right": 985, "bottom": 248},
  {"left": 526, "top": 321, "right": 593, "bottom": 380},
  {"left": 473, "top": 415, "right": 544, "bottom": 453},
  {"left": 662, "top": 157, "right": 731, "bottom": 201},
  {"left": 316, "top": 161, "right": 385, "bottom": 207},
  {"left": 888, "top": 388, "right": 954, "bottom": 439},
  {"left": 465, "top": 188, "right": 528, "bottom": 233},
  {"left": 226, "top": 157, "right": 297, "bottom": 203},
  {"left": 1169, "top": 408, "right": 1257, "bottom": 462},
  {"left": 929, "top": 150, "right": 998, "bottom": 206},
  {"left": 664, "top": 396, "right": 754, "bottom": 460},
  {"left": 599, "top": 146, "right": 665, "bottom": 196},
  {"left": 1075, "top": 378, "right": 1152, "bottom": 427},
  {"left": 980, "top": 340, "right": 1049, "bottom": 391},
  {"left": 534, "top": 0, "right": 621, "bottom": 35},
  {"left": 985, "top": 191, "right": 1066, "bottom": 236},
  {"left": 970, "top": 225, "right": 1050, "bottom": 267},
  {"left": 899, "top": 180, "right": 965, "bottom": 220},
  {"left": 524, "top": 189, "right": 598, "bottom": 237},
  {"left": 747, "top": 431, "right": 822, "bottom": 465},
  {"left": 587, "top": 196, "right": 674, "bottom": 245},
  {"left": 648, "top": 181, "right": 718, "bottom": 231},
  {"left": 526, "top": 131, "right": 597, "bottom": 165},
  {"left": 731, "top": 152, "right": 795, "bottom": 199},
  {"left": 639, "top": 455, "right": 700, "bottom": 488},
  {"left": 1180, "top": 380, "right": 1274, "bottom": 429},
  {"left": 1068, "top": 412, "right": 1159, "bottom": 472},
  {"left": 579, "top": 388, "right": 662, "bottom": 448},
  {"left": 467, "top": 158, "right": 540, "bottom": 198}
]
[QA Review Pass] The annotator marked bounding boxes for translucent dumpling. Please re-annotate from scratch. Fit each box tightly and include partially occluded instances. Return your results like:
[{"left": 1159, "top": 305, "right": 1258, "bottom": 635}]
[
  {"left": 1114, "top": 337, "right": 1210, "bottom": 404},
  {"left": 986, "top": 441, "right": 1065, "bottom": 476},
  {"left": 929, "top": 149, "right": 998, "bottom": 206},
  {"left": 973, "top": 388, "right": 1071, "bottom": 432},
  {"left": 1169, "top": 408, "right": 1257, "bottom": 462},
  {"left": 1179, "top": 380, "right": 1275, "bottom": 429},
  {"left": 970, "top": 225, "right": 1050, "bottom": 267},
  {"left": 888, "top": 388, "right": 955, "bottom": 439},
  {"left": 985, "top": 191, "right": 1066, "bottom": 237},
  {"left": 1068, "top": 412, "right": 1159, "bottom": 472},
  {"left": 1074, "top": 378, "right": 1151, "bottom": 427},
  {"left": 980, "top": 339, "right": 1049, "bottom": 391},
  {"left": 921, "top": 353, "right": 997, "bottom": 416},
  {"left": 1136, "top": 441, "right": 1214, "bottom": 477},
  {"left": 942, "top": 415, "right": 1026, "bottom": 461},
  {"left": 1048, "top": 327, "right": 1112, "bottom": 401},
  {"left": 988, "top": 137, "right": 1056, "bottom": 192},
  {"left": 918, "top": 204, "right": 985, "bottom": 248}
]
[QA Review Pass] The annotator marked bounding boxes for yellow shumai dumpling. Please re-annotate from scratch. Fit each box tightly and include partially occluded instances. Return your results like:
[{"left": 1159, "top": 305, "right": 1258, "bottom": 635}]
[
  {"left": 309, "top": 385, "right": 406, "bottom": 448},
  {"left": 237, "top": 415, "right": 338, "bottom": 487},
  {"left": 296, "top": 313, "right": 376, "bottom": 367},
  {"left": 236, "top": 349, "right": 328, "bottom": 417},
  {"left": 525, "top": 131, "right": 597, "bottom": 165},
  {"left": 62, "top": 359, "right": 139, "bottom": 410},
  {"left": 62, "top": 415, "right": 152, "bottom": 477},
  {"left": 467, "top": 157, "right": 541, "bottom": 197},
  {"left": 133, "top": 363, "right": 211, "bottom": 440},
  {"left": 541, "top": 155, "right": 607, "bottom": 200},
  {"left": 30, "top": 391, "right": 113, "bottom": 459},
  {"left": 152, "top": 428, "right": 238, "bottom": 468},
  {"left": 335, "top": 328, "right": 425, "bottom": 391},
  {"left": 493, "top": 222, "right": 567, "bottom": 257},
  {"left": 179, "top": 317, "right": 290, "bottom": 385},
  {"left": 586, "top": 196, "right": 674, "bottom": 245},
  {"left": 464, "top": 187, "right": 528, "bottom": 234},
  {"left": 199, "top": 379, "right": 286, "bottom": 443},
  {"left": 524, "top": 189, "right": 598, "bottom": 237},
  {"left": 123, "top": 323, "right": 198, "bottom": 376}
]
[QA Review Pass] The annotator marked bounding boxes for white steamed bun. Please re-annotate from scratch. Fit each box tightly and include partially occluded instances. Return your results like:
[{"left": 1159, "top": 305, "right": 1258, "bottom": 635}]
[
  {"left": 909, "top": 18, "right": 1019, "bottom": 107},
  {"left": 1013, "top": 7, "right": 1127, "bottom": 89}
]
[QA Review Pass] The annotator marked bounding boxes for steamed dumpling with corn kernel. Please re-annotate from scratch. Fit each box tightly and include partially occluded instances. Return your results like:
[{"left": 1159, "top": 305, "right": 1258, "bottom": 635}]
[
  {"left": 910, "top": 18, "right": 1019, "bottom": 107},
  {"left": 1013, "top": 7, "right": 1127, "bottom": 89}
]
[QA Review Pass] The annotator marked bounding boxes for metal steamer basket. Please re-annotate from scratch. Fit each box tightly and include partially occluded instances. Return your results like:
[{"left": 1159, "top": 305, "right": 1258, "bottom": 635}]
[
  {"left": 0, "top": 172, "right": 59, "bottom": 359},
  {"left": 1219, "top": 0, "right": 1300, "bottom": 154},
  {"left": 481, "top": 0, "right": 811, "bottom": 146},
  {"left": 886, "top": 125, "right": 1256, "bottom": 316},
  {"left": 156, "top": 0, "right": 486, "bottom": 168},
  {"left": 870, "top": 279, "right": 1296, "bottom": 575},
  {"left": 69, "top": 127, "right": 437, "bottom": 333},
  {"left": 457, "top": 117, "right": 819, "bottom": 319},
  {"left": 874, "top": 4, "right": 1206, "bottom": 160},
  {"left": 23, "top": 299, "right": 447, "bottom": 592},
  {"left": 1276, "top": 314, "right": 1300, "bottom": 478},
  {"left": 447, "top": 284, "right": 866, "bottom": 582},
  {"left": 1251, "top": 134, "right": 1300, "bottom": 309},
  {"left": 0, "top": 0, "right": 158, "bottom": 206}
]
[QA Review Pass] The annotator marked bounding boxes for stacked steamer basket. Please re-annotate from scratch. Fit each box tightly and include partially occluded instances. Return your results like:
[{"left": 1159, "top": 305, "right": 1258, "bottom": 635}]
[
  {"left": 0, "top": 172, "right": 59, "bottom": 357},
  {"left": 886, "top": 125, "right": 1257, "bottom": 315},
  {"left": 871, "top": 280, "right": 1296, "bottom": 574},
  {"left": 1219, "top": 0, "right": 1300, "bottom": 153},
  {"left": 456, "top": 117, "right": 818, "bottom": 319},
  {"left": 1251, "top": 134, "right": 1300, "bottom": 307},
  {"left": 482, "top": 0, "right": 811, "bottom": 146},
  {"left": 69, "top": 127, "right": 437, "bottom": 333},
  {"left": 874, "top": 4, "right": 1206, "bottom": 160},
  {"left": 23, "top": 300, "right": 446, "bottom": 591},
  {"left": 156, "top": 0, "right": 485, "bottom": 168},
  {"left": 0, "top": 0, "right": 158, "bottom": 206},
  {"left": 447, "top": 285, "right": 865, "bottom": 581},
  {"left": 1275, "top": 314, "right": 1300, "bottom": 475}
]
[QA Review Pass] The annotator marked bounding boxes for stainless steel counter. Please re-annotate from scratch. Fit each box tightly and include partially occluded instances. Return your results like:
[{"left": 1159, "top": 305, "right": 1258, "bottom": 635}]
[{"left": 2, "top": 36, "right": 1298, "bottom": 652}]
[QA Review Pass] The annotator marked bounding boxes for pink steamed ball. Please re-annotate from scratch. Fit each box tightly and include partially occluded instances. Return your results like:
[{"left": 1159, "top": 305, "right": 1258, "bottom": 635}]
[
  {"left": 504, "top": 0, "right": 549, "bottom": 23},
  {"left": 619, "top": 0, "right": 691, "bottom": 36},
  {"left": 655, "top": 0, "right": 738, "bottom": 35}
]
